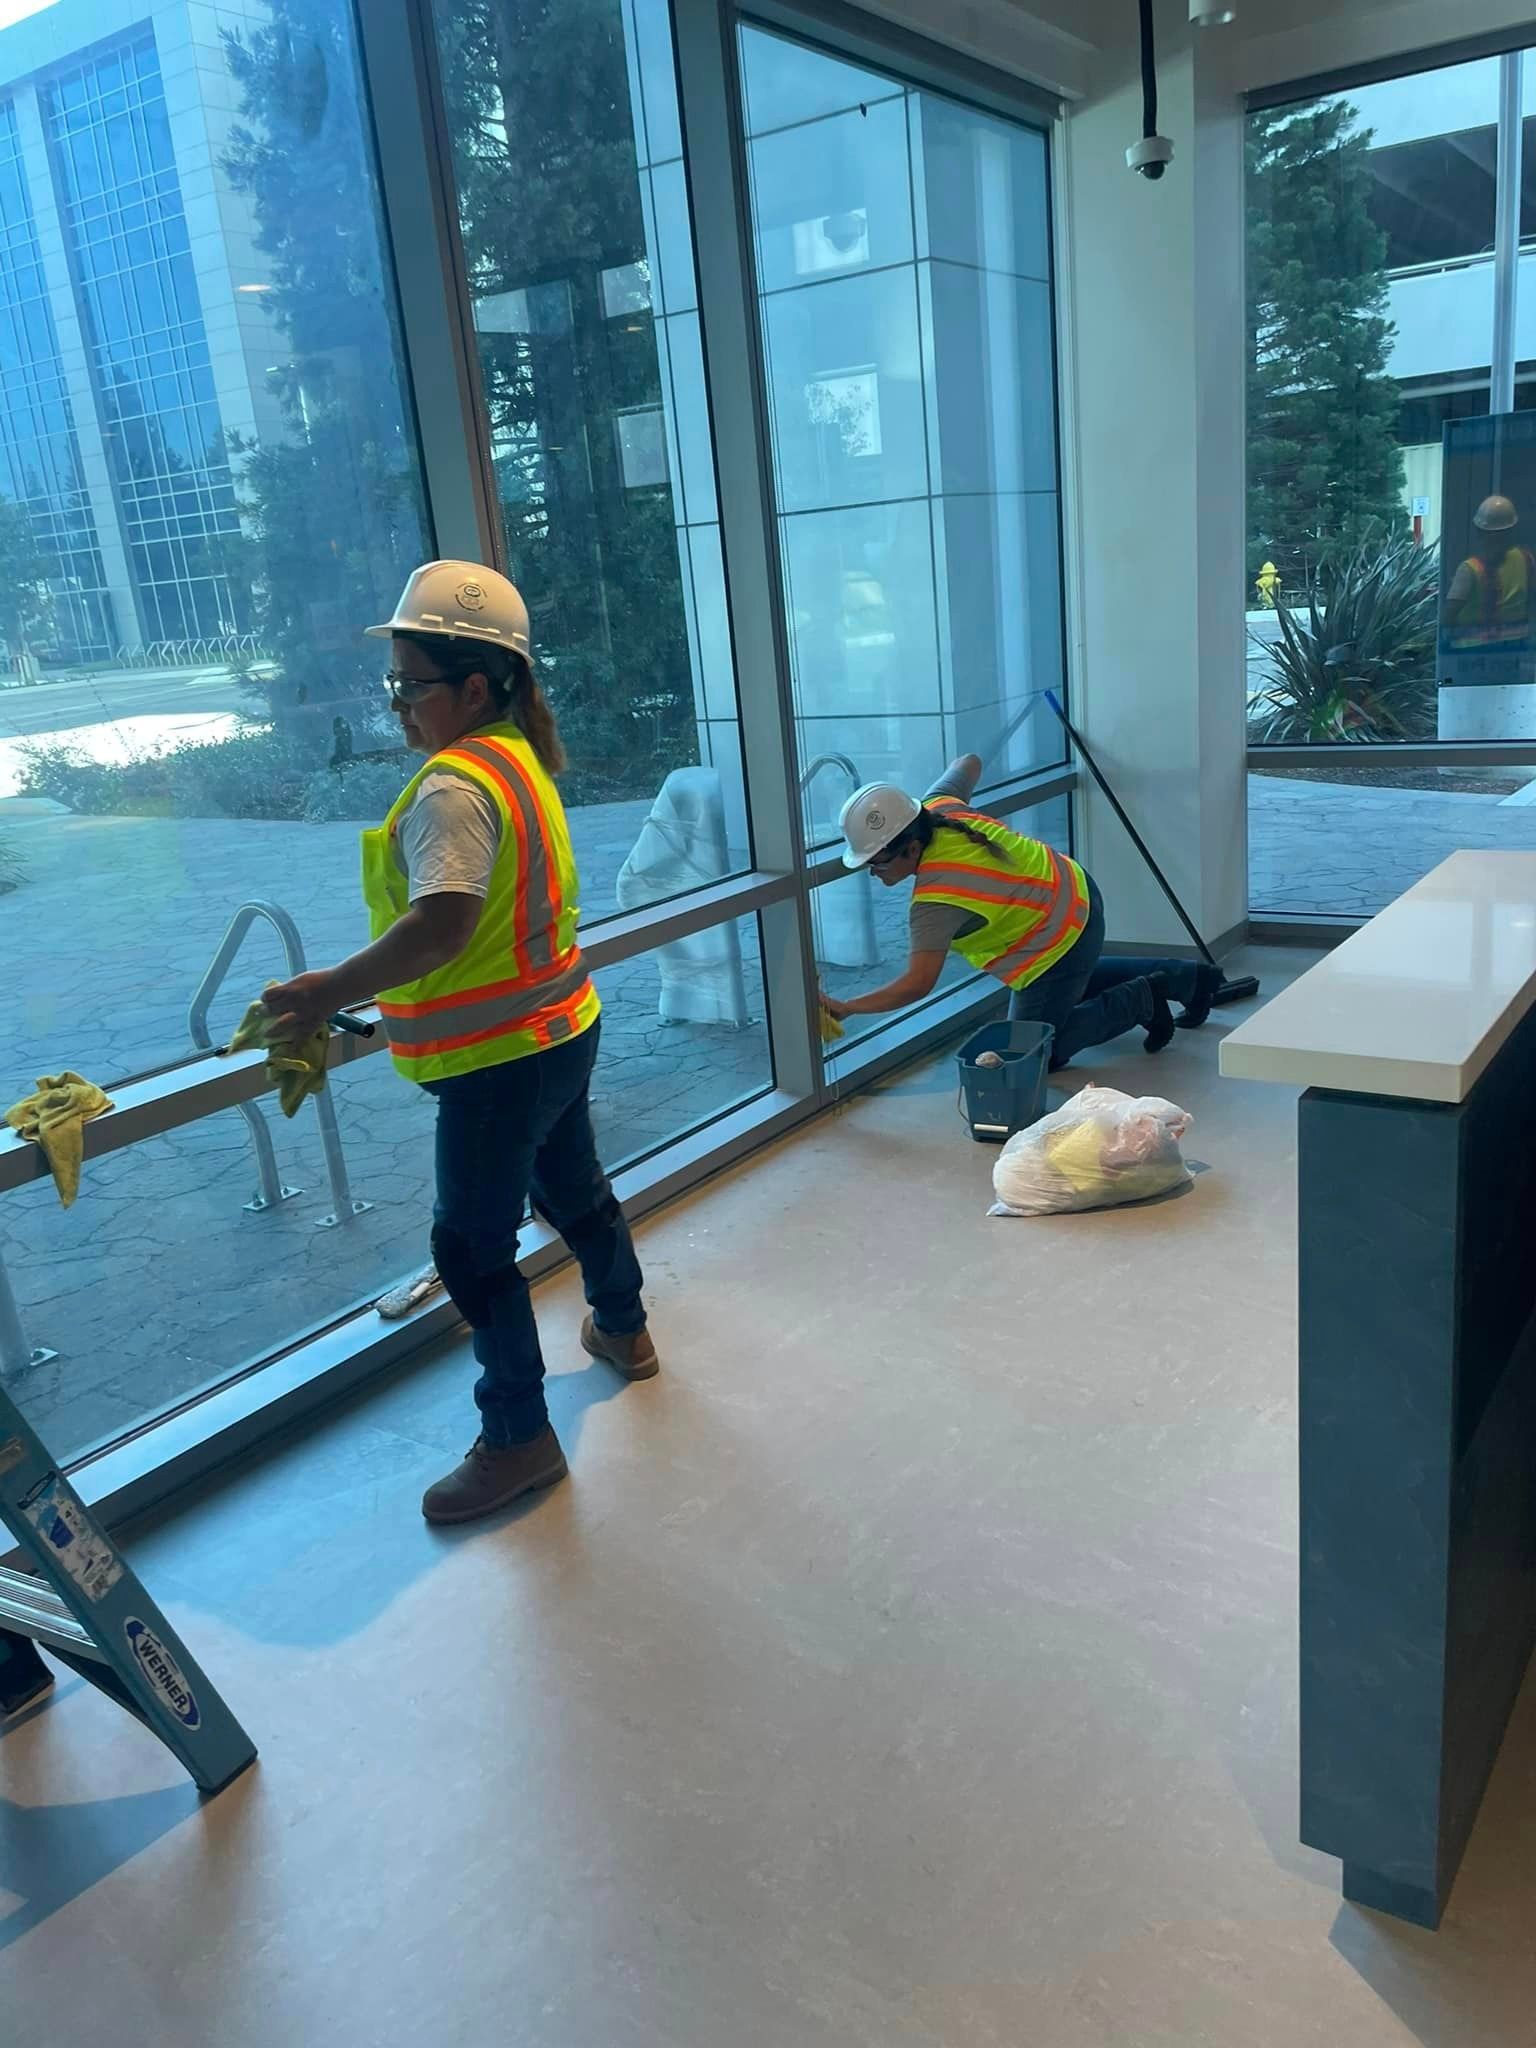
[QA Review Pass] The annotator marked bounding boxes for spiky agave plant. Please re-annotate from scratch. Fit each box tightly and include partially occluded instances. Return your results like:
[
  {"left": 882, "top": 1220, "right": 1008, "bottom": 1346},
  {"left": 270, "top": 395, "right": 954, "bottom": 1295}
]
[{"left": 1249, "top": 530, "right": 1439, "bottom": 744}]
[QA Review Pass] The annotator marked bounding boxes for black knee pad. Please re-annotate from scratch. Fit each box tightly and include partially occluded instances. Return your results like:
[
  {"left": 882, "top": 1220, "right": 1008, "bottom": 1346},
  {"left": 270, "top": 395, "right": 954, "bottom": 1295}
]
[{"left": 430, "top": 1224, "right": 502, "bottom": 1329}]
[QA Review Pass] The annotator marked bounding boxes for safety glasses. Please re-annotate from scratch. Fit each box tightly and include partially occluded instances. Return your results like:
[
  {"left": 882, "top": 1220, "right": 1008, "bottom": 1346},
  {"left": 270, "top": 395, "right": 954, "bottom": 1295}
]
[{"left": 382, "top": 669, "right": 457, "bottom": 707}]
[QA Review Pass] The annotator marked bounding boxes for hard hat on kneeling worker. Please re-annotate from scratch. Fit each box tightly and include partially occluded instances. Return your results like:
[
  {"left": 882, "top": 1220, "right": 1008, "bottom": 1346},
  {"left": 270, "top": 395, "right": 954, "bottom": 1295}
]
[
  {"left": 840, "top": 781, "right": 921, "bottom": 869},
  {"left": 366, "top": 560, "right": 530, "bottom": 655}
]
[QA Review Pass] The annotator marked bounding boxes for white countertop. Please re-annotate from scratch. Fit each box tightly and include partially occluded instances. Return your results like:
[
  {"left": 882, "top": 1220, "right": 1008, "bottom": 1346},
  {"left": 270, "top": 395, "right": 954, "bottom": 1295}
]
[{"left": 1219, "top": 849, "right": 1536, "bottom": 1103}]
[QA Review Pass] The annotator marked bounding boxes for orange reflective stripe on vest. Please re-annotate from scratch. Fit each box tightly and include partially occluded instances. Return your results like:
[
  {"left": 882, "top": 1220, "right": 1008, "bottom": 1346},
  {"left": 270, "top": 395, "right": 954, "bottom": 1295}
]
[
  {"left": 913, "top": 804, "right": 1089, "bottom": 992},
  {"left": 359, "top": 721, "right": 599, "bottom": 1084}
]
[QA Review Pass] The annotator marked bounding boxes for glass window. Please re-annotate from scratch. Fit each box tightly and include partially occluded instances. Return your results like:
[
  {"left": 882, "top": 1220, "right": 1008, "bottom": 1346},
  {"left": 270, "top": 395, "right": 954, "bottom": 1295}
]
[
  {"left": 748, "top": 94, "right": 913, "bottom": 294},
  {"left": 1, "top": 13, "right": 428, "bottom": 1078},
  {"left": 741, "top": 26, "right": 1067, "bottom": 844},
  {"left": 589, "top": 917, "right": 773, "bottom": 1166},
  {"left": 430, "top": 0, "right": 749, "bottom": 913},
  {"left": 1245, "top": 61, "right": 1498, "bottom": 726},
  {"left": 3, "top": 912, "right": 773, "bottom": 1468},
  {"left": 1243, "top": 53, "right": 1536, "bottom": 914}
]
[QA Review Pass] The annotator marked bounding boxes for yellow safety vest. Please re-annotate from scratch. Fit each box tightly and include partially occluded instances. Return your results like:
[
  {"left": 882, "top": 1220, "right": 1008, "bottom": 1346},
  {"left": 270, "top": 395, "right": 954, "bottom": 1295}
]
[
  {"left": 359, "top": 721, "right": 599, "bottom": 1084},
  {"left": 913, "top": 796, "right": 1090, "bottom": 990},
  {"left": 1449, "top": 548, "right": 1536, "bottom": 647}
]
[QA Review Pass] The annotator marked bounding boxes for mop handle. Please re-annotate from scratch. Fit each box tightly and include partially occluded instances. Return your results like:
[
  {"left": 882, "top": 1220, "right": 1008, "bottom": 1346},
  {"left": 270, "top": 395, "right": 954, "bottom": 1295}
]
[{"left": 1042, "top": 690, "right": 1218, "bottom": 970}]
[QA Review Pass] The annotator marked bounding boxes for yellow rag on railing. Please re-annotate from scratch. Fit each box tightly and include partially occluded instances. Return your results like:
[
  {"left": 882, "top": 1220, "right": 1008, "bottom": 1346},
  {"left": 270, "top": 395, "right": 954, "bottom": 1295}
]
[
  {"left": 4, "top": 1071, "right": 114, "bottom": 1208},
  {"left": 228, "top": 998, "right": 329, "bottom": 1119}
]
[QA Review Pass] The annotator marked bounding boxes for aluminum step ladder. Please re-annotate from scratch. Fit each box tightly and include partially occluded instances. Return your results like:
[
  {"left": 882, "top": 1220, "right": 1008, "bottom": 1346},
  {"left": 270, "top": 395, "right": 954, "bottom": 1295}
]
[{"left": 0, "top": 1381, "right": 255, "bottom": 1793}]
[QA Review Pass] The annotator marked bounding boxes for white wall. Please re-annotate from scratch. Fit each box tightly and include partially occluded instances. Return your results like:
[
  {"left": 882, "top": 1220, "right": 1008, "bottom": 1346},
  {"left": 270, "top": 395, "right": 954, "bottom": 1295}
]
[{"left": 1057, "top": 4, "right": 1248, "bottom": 951}]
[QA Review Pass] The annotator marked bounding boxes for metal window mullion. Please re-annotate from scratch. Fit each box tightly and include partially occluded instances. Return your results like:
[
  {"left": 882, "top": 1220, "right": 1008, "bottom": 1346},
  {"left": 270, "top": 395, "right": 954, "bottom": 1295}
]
[
  {"left": 1492, "top": 50, "right": 1524, "bottom": 419},
  {"left": 352, "top": 0, "right": 499, "bottom": 562},
  {"left": 670, "top": 0, "right": 823, "bottom": 1104}
]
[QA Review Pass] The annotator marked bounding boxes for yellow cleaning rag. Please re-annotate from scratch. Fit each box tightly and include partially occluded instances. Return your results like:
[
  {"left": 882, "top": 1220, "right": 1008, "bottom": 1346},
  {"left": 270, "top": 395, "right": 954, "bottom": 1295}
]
[
  {"left": 4, "top": 1071, "right": 114, "bottom": 1208},
  {"left": 819, "top": 1003, "right": 845, "bottom": 1044},
  {"left": 228, "top": 997, "right": 330, "bottom": 1119}
]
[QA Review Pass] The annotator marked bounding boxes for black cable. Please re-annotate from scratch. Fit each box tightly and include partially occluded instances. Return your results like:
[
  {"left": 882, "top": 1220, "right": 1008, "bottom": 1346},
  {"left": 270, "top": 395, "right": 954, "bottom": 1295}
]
[{"left": 1139, "top": 0, "right": 1159, "bottom": 143}]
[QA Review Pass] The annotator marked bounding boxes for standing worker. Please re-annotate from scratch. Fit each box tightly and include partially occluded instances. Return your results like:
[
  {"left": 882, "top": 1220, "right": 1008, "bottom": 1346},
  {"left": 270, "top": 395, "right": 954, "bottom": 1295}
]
[
  {"left": 821, "top": 756, "right": 1222, "bottom": 1067},
  {"left": 1444, "top": 494, "right": 1536, "bottom": 652},
  {"left": 263, "top": 562, "right": 657, "bottom": 1525}
]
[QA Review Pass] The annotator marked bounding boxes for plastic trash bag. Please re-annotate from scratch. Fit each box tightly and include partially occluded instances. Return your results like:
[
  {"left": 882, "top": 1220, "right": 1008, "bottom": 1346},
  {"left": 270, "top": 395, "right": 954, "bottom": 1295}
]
[{"left": 989, "top": 1085, "right": 1194, "bottom": 1217}]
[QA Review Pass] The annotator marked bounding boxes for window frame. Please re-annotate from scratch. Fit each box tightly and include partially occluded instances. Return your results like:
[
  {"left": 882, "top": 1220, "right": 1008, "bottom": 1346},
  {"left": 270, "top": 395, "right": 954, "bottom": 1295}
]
[{"left": 0, "top": 0, "right": 1076, "bottom": 1521}]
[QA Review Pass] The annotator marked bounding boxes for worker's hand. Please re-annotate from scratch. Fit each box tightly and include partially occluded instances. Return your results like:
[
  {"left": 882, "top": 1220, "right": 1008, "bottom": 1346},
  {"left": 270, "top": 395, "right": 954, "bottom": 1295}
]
[
  {"left": 820, "top": 993, "right": 853, "bottom": 1022},
  {"left": 262, "top": 971, "right": 338, "bottom": 1044}
]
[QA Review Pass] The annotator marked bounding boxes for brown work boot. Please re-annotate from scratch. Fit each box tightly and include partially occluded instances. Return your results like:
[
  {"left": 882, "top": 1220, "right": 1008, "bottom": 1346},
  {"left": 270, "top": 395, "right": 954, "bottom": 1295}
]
[
  {"left": 581, "top": 1314, "right": 659, "bottom": 1382},
  {"left": 421, "top": 1428, "right": 567, "bottom": 1525}
]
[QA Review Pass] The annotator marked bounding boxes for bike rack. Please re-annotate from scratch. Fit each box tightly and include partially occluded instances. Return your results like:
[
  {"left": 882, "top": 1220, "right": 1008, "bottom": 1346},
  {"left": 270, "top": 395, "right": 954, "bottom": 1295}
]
[
  {"left": 188, "top": 901, "right": 372, "bottom": 1228},
  {"left": 0, "top": 1244, "right": 55, "bottom": 1379}
]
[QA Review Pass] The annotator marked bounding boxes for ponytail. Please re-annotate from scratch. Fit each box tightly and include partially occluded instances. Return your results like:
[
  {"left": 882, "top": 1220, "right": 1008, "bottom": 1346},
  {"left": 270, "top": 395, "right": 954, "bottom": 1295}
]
[
  {"left": 928, "top": 808, "right": 1004, "bottom": 858},
  {"left": 894, "top": 805, "right": 1012, "bottom": 865},
  {"left": 502, "top": 652, "right": 566, "bottom": 777}
]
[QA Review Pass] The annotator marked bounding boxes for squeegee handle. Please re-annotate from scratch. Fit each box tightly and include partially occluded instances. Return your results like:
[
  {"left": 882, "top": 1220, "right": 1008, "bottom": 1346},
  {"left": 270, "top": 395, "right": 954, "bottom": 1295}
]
[{"left": 1042, "top": 689, "right": 1218, "bottom": 970}]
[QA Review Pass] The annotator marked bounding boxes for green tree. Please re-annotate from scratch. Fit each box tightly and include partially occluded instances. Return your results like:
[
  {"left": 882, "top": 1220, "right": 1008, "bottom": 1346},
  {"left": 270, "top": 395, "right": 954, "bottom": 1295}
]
[
  {"left": 1247, "top": 100, "right": 1406, "bottom": 595},
  {"left": 0, "top": 493, "right": 53, "bottom": 676},
  {"left": 433, "top": 0, "right": 698, "bottom": 797},
  {"left": 218, "top": 3, "right": 427, "bottom": 756},
  {"left": 219, "top": 0, "right": 705, "bottom": 799}
]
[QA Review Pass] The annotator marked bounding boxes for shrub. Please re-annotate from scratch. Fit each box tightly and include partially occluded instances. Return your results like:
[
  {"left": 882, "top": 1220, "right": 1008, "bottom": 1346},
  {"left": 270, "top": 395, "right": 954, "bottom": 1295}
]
[
  {"left": 301, "top": 754, "right": 416, "bottom": 820},
  {"left": 17, "top": 723, "right": 315, "bottom": 819},
  {"left": 1248, "top": 531, "right": 1439, "bottom": 744}
]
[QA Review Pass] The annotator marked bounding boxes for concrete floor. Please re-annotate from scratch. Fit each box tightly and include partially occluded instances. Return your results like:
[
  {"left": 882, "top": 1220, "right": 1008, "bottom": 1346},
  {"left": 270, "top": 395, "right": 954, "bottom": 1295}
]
[{"left": 5, "top": 947, "right": 1536, "bottom": 2046}]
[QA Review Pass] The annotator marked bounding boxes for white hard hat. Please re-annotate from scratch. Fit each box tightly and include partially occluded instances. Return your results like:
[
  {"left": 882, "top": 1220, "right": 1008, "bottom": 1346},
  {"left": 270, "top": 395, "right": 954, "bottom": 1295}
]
[
  {"left": 839, "top": 781, "right": 920, "bottom": 868},
  {"left": 365, "top": 559, "right": 530, "bottom": 654},
  {"left": 1475, "top": 494, "right": 1519, "bottom": 533}
]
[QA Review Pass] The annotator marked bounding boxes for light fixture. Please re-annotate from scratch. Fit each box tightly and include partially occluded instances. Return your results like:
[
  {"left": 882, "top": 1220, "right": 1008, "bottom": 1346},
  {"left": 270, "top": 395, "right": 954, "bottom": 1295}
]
[
  {"left": 237, "top": 282, "right": 274, "bottom": 294},
  {"left": 1190, "top": 0, "right": 1235, "bottom": 22}
]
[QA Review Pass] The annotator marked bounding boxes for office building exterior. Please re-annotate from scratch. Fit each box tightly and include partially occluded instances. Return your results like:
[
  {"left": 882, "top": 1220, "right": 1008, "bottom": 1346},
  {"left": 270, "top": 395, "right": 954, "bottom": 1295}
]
[{"left": 0, "top": 0, "right": 283, "bottom": 662}]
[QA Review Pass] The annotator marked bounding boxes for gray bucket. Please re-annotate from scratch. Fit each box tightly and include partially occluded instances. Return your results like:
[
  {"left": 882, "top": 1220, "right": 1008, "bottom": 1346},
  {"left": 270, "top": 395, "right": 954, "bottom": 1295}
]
[{"left": 957, "top": 1020, "right": 1053, "bottom": 1143}]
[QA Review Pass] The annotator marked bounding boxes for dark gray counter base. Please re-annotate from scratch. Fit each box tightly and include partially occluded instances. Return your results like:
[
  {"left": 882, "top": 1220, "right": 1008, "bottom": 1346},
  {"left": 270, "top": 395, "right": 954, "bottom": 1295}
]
[{"left": 1298, "top": 1004, "right": 1536, "bottom": 1931}]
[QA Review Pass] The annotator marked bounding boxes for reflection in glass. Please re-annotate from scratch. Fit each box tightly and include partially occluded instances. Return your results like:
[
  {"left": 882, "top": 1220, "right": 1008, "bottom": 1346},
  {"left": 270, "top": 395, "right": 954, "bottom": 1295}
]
[
  {"left": 433, "top": 0, "right": 747, "bottom": 916},
  {"left": 741, "top": 24, "right": 1066, "bottom": 838},
  {"left": 5, "top": 907, "right": 773, "bottom": 1466},
  {"left": 589, "top": 916, "right": 772, "bottom": 1166},
  {"left": 0, "top": 1, "right": 428, "bottom": 1088},
  {"left": 1245, "top": 59, "right": 1501, "bottom": 747}
]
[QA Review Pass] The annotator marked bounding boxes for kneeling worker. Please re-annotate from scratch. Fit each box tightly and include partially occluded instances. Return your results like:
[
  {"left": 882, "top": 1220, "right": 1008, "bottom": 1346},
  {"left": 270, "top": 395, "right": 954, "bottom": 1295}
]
[{"left": 821, "top": 756, "right": 1222, "bottom": 1065}]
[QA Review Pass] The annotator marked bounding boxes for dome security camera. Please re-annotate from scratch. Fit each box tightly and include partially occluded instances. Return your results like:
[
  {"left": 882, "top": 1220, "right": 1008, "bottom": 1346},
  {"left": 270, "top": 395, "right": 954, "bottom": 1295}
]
[{"left": 1127, "top": 134, "right": 1174, "bottom": 178}]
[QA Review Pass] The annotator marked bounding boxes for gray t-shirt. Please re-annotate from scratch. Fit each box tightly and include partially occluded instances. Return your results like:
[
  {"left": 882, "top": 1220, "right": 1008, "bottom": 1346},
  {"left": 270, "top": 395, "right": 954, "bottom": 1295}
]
[
  {"left": 908, "top": 764, "right": 987, "bottom": 954},
  {"left": 396, "top": 771, "right": 503, "bottom": 901}
]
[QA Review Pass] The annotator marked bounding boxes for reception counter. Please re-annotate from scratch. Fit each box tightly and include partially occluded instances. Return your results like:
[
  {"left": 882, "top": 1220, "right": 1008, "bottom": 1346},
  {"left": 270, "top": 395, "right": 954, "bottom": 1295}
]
[{"left": 1222, "top": 850, "right": 1536, "bottom": 1929}]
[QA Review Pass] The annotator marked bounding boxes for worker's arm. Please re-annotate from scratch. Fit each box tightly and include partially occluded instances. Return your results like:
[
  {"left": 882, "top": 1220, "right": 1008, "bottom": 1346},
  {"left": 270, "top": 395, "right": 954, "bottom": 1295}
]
[
  {"left": 821, "top": 949, "right": 947, "bottom": 1020},
  {"left": 1444, "top": 561, "right": 1476, "bottom": 614},
  {"left": 924, "top": 753, "right": 983, "bottom": 805},
  {"left": 263, "top": 893, "right": 484, "bottom": 1039}
]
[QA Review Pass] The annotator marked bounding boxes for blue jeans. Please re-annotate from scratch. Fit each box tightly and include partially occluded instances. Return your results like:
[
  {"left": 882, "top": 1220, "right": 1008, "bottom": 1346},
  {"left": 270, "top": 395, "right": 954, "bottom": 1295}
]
[
  {"left": 1007, "top": 879, "right": 1203, "bottom": 1067},
  {"left": 426, "top": 1022, "right": 645, "bottom": 1445}
]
